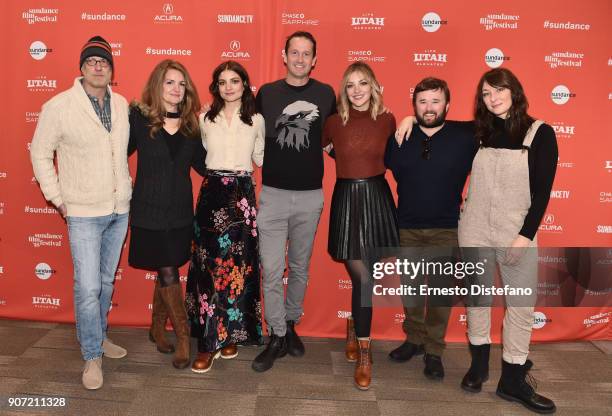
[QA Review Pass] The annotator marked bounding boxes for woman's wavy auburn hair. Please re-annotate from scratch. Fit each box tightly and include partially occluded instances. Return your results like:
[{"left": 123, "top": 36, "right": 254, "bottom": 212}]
[{"left": 141, "top": 59, "right": 201, "bottom": 139}]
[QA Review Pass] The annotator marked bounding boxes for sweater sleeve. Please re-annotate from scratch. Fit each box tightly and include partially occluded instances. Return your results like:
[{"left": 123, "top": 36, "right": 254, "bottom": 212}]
[
  {"left": 30, "top": 101, "right": 63, "bottom": 208},
  {"left": 519, "top": 123, "right": 558, "bottom": 240},
  {"left": 191, "top": 134, "right": 207, "bottom": 176},
  {"left": 252, "top": 114, "right": 265, "bottom": 167},
  {"left": 384, "top": 134, "right": 397, "bottom": 170},
  {"left": 128, "top": 108, "right": 139, "bottom": 156}
]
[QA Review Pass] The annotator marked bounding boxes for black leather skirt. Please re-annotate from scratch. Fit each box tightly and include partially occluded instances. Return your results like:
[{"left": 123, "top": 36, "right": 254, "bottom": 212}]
[{"left": 328, "top": 174, "right": 399, "bottom": 260}]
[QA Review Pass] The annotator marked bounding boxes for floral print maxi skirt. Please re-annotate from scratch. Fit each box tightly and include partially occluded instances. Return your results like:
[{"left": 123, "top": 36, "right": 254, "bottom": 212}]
[{"left": 186, "top": 170, "right": 263, "bottom": 352}]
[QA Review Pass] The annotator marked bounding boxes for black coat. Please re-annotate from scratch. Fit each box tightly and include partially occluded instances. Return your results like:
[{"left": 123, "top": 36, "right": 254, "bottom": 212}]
[{"left": 128, "top": 105, "right": 206, "bottom": 230}]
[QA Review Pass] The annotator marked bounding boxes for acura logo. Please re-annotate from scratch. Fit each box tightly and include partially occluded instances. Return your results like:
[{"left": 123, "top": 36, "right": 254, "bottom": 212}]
[
  {"left": 230, "top": 40, "right": 240, "bottom": 51},
  {"left": 544, "top": 214, "right": 555, "bottom": 225},
  {"left": 163, "top": 3, "right": 173, "bottom": 14}
]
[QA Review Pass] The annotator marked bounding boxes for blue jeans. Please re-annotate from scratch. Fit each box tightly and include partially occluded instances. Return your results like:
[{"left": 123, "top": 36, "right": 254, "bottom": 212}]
[{"left": 67, "top": 213, "right": 128, "bottom": 360}]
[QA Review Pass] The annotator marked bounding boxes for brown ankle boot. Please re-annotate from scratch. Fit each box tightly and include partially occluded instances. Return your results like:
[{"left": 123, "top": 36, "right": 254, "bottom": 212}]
[
  {"left": 354, "top": 338, "right": 372, "bottom": 390},
  {"left": 159, "top": 284, "right": 191, "bottom": 369},
  {"left": 149, "top": 280, "right": 175, "bottom": 354},
  {"left": 345, "top": 317, "right": 358, "bottom": 362}
]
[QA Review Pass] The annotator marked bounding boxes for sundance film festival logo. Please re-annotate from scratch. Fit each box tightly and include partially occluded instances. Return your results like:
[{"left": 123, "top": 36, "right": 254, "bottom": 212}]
[
  {"left": 29, "top": 41, "right": 52, "bottom": 60},
  {"left": 539, "top": 213, "right": 563, "bottom": 233},
  {"left": 281, "top": 12, "right": 319, "bottom": 26},
  {"left": 28, "top": 233, "right": 63, "bottom": 248},
  {"left": 413, "top": 49, "right": 447, "bottom": 67},
  {"left": 217, "top": 14, "right": 254, "bottom": 24},
  {"left": 154, "top": 3, "right": 183, "bottom": 23},
  {"left": 27, "top": 76, "right": 57, "bottom": 92},
  {"left": 479, "top": 13, "right": 519, "bottom": 30},
  {"left": 348, "top": 50, "right": 386, "bottom": 63},
  {"left": 109, "top": 42, "right": 123, "bottom": 57},
  {"left": 551, "top": 85, "right": 576, "bottom": 105},
  {"left": 551, "top": 122, "right": 575, "bottom": 138},
  {"left": 351, "top": 13, "right": 385, "bottom": 30},
  {"left": 221, "top": 40, "right": 251, "bottom": 60},
  {"left": 584, "top": 312, "right": 610, "bottom": 328},
  {"left": 25, "top": 111, "right": 40, "bottom": 123},
  {"left": 545, "top": 51, "right": 584, "bottom": 69},
  {"left": 22, "top": 8, "right": 58, "bottom": 25},
  {"left": 484, "top": 48, "right": 511, "bottom": 68},
  {"left": 32, "top": 295, "right": 61, "bottom": 309},
  {"left": 421, "top": 12, "right": 447, "bottom": 32},
  {"left": 34, "top": 262, "right": 56, "bottom": 280}
]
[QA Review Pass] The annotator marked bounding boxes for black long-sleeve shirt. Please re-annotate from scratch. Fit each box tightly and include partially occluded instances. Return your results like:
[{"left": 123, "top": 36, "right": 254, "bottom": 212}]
[
  {"left": 128, "top": 105, "right": 206, "bottom": 230},
  {"left": 485, "top": 117, "right": 558, "bottom": 240}
]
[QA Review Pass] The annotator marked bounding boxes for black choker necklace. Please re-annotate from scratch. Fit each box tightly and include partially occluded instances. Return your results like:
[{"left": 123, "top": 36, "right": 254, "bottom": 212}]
[{"left": 165, "top": 111, "right": 180, "bottom": 119}]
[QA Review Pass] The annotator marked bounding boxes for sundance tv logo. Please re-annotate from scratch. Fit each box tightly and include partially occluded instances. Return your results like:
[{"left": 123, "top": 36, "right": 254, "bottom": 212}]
[
  {"left": 551, "top": 85, "right": 576, "bottom": 105},
  {"left": 421, "top": 12, "right": 447, "bottom": 32},
  {"left": 550, "top": 190, "right": 570, "bottom": 199},
  {"left": 29, "top": 41, "right": 52, "bottom": 60},
  {"left": 351, "top": 13, "right": 384, "bottom": 30},
  {"left": 217, "top": 14, "right": 254, "bottom": 24},
  {"left": 484, "top": 48, "right": 510, "bottom": 68},
  {"left": 154, "top": 3, "right": 183, "bottom": 23}
]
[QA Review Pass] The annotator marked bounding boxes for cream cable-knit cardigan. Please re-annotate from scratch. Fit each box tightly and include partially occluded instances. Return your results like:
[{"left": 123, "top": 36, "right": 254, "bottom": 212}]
[{"left": 31, "top": 77, "right": 132, "bottom": 217}]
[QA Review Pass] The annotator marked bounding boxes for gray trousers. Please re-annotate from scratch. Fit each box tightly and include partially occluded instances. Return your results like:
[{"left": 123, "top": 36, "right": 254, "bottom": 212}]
[{"left": 257, "top": 186, "right": 324, "bottom": 336}]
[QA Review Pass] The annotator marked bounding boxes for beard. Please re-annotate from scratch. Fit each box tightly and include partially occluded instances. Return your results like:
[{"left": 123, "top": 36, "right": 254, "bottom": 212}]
[{"left": 416, "top": 110, "right": 447, "bottom": 128}]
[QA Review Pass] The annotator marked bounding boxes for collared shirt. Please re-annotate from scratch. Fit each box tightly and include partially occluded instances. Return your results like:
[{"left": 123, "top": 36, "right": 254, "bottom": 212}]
[
  {"left": 199, "top": 106, "right": 265, "bottom": 172},
  {"left": 81, "top": 79, "right": 112, "bottom": 132}
]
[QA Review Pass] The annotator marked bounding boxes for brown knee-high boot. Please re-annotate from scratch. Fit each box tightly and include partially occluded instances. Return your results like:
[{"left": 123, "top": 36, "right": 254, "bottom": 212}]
[
  {"left": 159, "top": 284, "right": 191, "bottom": 369},
  {"left": 354, "top": 338, "right": 373, "bottom": 390},
  {"left": 345, "top": 317, "right": 359, "bottom": 362},
  {"left": 149, "top": 280, "right": 175, "bottom": 354}
]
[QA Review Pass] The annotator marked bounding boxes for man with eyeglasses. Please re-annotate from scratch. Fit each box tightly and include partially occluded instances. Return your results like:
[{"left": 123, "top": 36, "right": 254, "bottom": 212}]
[
  {"left": 384, "top": 77, "right": 476, "bottom": 380},
  {"left": 31, "top": 36, "right": 131, "bottom": 390}
]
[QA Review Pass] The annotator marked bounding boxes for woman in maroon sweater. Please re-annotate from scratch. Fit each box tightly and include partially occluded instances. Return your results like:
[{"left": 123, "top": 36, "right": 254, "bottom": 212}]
[{"left": 322, "top": 62, "right": 398, "bottom": 390}]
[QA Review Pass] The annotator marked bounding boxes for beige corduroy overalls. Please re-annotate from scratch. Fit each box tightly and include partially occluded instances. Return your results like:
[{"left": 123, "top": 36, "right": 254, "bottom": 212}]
[{"left": 458, "top": 120, "right": 543, "bottom": 364}]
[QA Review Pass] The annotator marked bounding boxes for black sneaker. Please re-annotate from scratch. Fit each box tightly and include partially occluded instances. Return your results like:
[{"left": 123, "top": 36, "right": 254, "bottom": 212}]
[
  {"left": 424, "top": 353, "right": 445, "bottom": 380},
  {"left": 251, "top": 332, "right": 287, "bottom": 372},
  {"left": 285, "top": 320, "right": 305, "bottom": 357},
  {"left": 388, "top": 340, "right": 424, "bottom": 363}
]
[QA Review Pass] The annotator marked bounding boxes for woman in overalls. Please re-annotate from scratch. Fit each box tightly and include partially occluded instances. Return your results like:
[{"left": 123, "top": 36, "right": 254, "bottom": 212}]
[{"left": 458, "top": 68, "right": 558, "bottom": 414}]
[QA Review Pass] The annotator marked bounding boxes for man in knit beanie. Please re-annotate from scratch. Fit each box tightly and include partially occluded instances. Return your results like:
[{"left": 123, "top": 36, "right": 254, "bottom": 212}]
[{"left": 31, "top": 35, "right": 131, "bottom": 390}]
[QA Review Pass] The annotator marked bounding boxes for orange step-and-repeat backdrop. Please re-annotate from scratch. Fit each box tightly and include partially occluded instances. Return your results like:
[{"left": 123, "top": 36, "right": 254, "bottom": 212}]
[{"left": 1, "top": 0, "right": 610, "bottom": 342}]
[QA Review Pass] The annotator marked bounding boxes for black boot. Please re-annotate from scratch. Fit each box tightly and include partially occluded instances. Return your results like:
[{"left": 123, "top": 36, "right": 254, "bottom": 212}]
[
  {"left": 251, "top": 330, "right": 287, "bottom": 372},
  {"left": 423, "top": 353, "right": 444, "bottom": 380},
  {"left": 496, "top": 360, "right": 556, "bottom": 414},
  {"left": 388, "top": 340, "right": 424, "bottom": 363},
  {"left": 285, "top": 320, "right": 305, "bottom": 357},
  {"left": 461, "top": 343, "right": 490, "bottom": 393}
]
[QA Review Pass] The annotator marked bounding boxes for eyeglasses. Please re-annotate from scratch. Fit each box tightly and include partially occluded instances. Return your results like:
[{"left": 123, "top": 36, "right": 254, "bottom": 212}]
[
  {"left": 422, "top": 136, "right": 432, "bottom": 160},
  {"left": 85, "top": 57, "right": 110, "bottom": 68}
]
